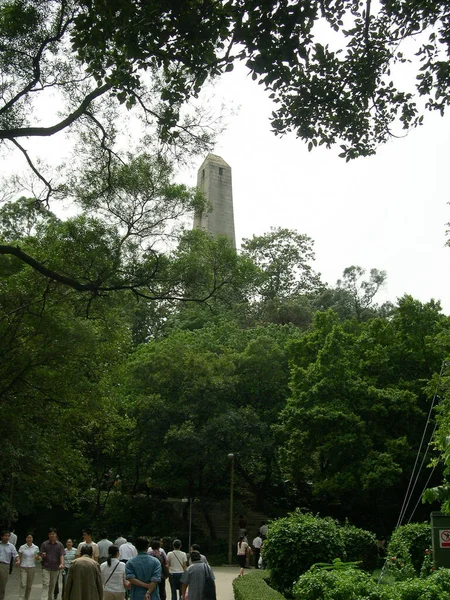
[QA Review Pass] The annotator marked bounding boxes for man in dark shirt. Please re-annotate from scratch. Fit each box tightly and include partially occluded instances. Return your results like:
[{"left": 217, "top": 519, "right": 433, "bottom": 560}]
[{"left": 40, "top": 528, "right": 65, "bottom": 600}]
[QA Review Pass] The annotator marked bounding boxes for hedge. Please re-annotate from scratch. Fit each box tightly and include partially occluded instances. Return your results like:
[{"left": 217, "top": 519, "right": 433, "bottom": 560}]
[
  {"left": 263, "top": 510, "right": 378, "bottom": 594},
  {"left": 233, "top": 569, "right": 286, "bottom": 600},
  {"left": 386, "top": 522, "right": 431, "bottom": 577},
  {"left": 292, "top": 566, "right": 450, "bottom": 600}
]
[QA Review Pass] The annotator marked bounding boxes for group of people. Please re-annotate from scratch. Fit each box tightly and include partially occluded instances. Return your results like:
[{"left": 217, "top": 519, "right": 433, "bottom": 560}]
[
  {"left": 0, "top": 529, "right": 216, "bottom": 600},
  {"left": 236, "top": 519, "right": 268, "bottom": 577}
]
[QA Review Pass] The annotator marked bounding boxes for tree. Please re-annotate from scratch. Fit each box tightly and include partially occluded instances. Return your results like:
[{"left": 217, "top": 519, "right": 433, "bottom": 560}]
[
  {"left": 279, "top": 299, "right": 450, "bottom": 532},
  {"left": 2, "top": 0, "right": 450, "bottom": 196}
]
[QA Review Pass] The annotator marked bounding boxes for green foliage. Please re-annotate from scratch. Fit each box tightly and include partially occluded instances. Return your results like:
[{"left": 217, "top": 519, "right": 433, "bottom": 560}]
[
  {"left": 293, "top": 568, "right": 450, "bottom": 600},
  {"left": 278, "top": 298, "right": 450, "bottom": 531},
  {"left": 233, "top": 569, "right": 286, "bottom": 600},
  {"left": 310, "top": 557, "right": 362, "bottom": 571},
  {"left": 264, "top": 511, "right": 380, "bottom": 594},
  {"left": 293, "top": 568, "right": 387, "bottom": 600},
  {"left": 386, "top": 523, "right": 432, "bottom": 577},
  {"left": 340, "top": 523, "right": 379, "bottom": 571},
  {"left": 263, "top": 511, "right": 346, "bottom": 594}
]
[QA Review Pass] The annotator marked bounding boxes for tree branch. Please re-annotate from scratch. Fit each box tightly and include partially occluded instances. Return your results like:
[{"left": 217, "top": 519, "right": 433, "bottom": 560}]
[
  {"left": 10, "top": 139, "right": 53, "bottom": 205},
  {"left": 0, "top": 83, "right": 113, "bottom": 140}
]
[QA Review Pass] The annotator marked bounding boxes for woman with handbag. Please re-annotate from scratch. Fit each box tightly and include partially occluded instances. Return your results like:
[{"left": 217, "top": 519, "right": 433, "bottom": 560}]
[{"left": 101, "top": 545, "right": 130, "bottom": 600}]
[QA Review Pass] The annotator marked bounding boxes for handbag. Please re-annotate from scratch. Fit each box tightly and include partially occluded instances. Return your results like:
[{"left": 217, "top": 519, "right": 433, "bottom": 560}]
[{"left": 203, "top": 564, "right": 216, "bottom": 600}]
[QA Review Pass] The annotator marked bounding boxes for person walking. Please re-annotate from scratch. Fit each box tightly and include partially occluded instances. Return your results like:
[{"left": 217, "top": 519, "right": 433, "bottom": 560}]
[
  {"left": 98, "top": 534, "right": 113, "bottom": 565},
  {"left": 114, "top": 535, "right": 127, "bottom": 548},
  {"left": 119, "top": 537, "right": 137, "bottom": 564},
  {"left": 125, "top": 537, "right": 161, "bottom": 600},
  {"left": 167, "top": 540, "right": 186, "bottom": 600},
  {"left": 9, "top": 529, "right": 18, "bottom": 548},
  {"left": 18, "top": 533, "right": 39, "bottom": 600},
  {"left": 76, "top": 529, "right": 99, "bottom": 562},
  {"left": 236, "top": 536, "right": 250, "bottom": 577},
  {"left": 188, "top": 545, "right": 207, "bottom": 566},
  {"left": 101, "top": 545, "right": 130, "bottom": 600},
  {"left": 0, "top": 530, "right": 20, "bottom": 600},
  {"left": 40, "top": 528, "right": 65, "bottom": 600},
  {"left": 61, "top": 539, "right": 77, "bottom": 598},
  {"left": 148, "top": 540, "right": 168, "bottom": 600},
  {"left": 63, "top": 545, "right": 103, "bottom": 600},
  {"left": 252, "top": 534, "right": 262, "bottom": 569},
  {"left": 181, "top": 551, "right": 215, "bottom": 600}
]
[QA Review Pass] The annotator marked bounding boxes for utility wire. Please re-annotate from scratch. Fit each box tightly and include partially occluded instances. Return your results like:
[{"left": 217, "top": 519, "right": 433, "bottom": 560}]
[{"left": 395, "top": 360, "right": 445, "bottom": 530}]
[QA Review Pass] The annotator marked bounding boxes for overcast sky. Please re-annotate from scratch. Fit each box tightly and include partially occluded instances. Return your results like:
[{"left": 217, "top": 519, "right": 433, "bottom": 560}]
[{"left": 179, "top": 62, "right": 450, "bottom": 313}]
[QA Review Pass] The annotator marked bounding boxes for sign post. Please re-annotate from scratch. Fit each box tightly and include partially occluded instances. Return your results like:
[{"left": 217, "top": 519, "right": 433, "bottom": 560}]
[{"left": 431, "top": 512, "right": 450, "bottom": 568}]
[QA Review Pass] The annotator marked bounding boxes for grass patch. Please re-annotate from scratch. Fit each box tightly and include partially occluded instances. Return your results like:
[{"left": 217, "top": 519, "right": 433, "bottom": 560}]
[{"left": 233, "top": 570, "right": 287, "bottom": 600}]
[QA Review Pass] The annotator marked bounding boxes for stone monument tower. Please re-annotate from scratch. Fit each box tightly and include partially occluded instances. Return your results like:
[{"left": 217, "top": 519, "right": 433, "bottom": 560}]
[{"left": 193, "top": 154, "right": 236, "bottom": 248}]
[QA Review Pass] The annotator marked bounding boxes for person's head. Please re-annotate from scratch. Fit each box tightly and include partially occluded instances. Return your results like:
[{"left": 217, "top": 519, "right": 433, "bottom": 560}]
[
  {"left": 80, "top": 544, "right": 93, "bottom": 557},
  {"left": 190, "top": 550, "right": 201, "bottom": 563},
  {"left": 173, "top": 539, "right": 182, "bottom": 550},
  {"left": 190, "top": 544, "right": 201, "bottom": 553},
  {"left": 100, "top": 532, "right": 108, "bottom": 540},
  {"left": 107, "top": 544, "right": 119, "bottom": 566},
  {"left": 48, "top": 528, "right": 57, "bottom": 542},
  {"left": 66, "top": 539, "right": 73, "bottom": 550},
  {"left": 26, "top": 534, "right": 33, "bottom": 545},
  {"left": 151, "top": 540, "right": 160, "bottom": 550},
  {"left": 135, "top": 537, "right": 149, "bottom": 553},
  {"left": 1, "top": 531, "right": 9, "bottom": 544},
  {"left": 82, "top": 529, "right": 92, "bottom": 543},
  {"left": 126, "top": 535, "right": 134, "bottom": 544}
]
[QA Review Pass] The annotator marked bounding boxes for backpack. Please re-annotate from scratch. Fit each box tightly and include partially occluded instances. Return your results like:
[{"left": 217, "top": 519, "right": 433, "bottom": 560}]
[
  {"left": 152, "top": 551, "right": 169, "bottom": 579},
  {"left": 203, "top": 564, "right": 216, "bottom": 600}
]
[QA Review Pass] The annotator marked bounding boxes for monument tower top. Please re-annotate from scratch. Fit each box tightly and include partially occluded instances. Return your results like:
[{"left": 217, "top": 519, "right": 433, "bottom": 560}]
[{"left": 193, "top": 154, "right": 236, "bottom": 248}]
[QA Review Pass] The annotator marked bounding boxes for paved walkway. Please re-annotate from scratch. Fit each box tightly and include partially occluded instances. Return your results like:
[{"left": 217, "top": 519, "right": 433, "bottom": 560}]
[{"left": 5, "top": 565, "right": 239, "bottom": 599}]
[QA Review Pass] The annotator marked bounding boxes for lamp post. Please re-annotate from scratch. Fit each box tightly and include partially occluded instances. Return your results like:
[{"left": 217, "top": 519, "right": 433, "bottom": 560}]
[{"left": 227, "top": 453, "right": 235, "bottom": 565}]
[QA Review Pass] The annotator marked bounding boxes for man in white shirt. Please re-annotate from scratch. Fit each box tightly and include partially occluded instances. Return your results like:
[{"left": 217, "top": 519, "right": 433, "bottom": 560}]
[
  {"left": 259, "top": 522, "right": 268, "bottom": 537},
  {"left": 252, "top": 534, "right": 263, "bottom": 569},
  {"left": 97, "top": 533, "right": 113, "bottom": 564},
  {"left": 9, "top": 530, "right": 17, "bottom": 548},
  {"left": 76, "top": 529, "right": 99, "bottom": 562},
  {"left": 119, "top": 537, "right": 137, "bottom": 563},
  {"left": 0, "top": 531, "right": 19, "bottom": 600},
  {"left": 114, "top": 534, "right": 127, "bottom": 547}
]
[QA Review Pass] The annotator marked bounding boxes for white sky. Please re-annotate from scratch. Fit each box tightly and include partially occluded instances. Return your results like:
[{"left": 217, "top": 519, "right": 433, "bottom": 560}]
[
  {"left": 179, "top": 62, "right": 450, "bottom": 313},
  {"left": 3, "top": 55, "right": 449, "bottom": 314}
]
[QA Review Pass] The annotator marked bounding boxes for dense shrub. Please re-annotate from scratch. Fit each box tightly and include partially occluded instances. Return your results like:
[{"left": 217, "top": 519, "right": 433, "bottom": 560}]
[
  {"left": 263, "top": 510, "right": 380, "bottom": 594},
  {"left": 292, "top": 567, "right": 450, "bottom": 600},
  {"left": 389, "top": 568, "right": 450, "bottom": 600},
  {"left": 341, "top": 523, "right": 379, "bottom": 571},
  {"left": 293, "top": 568, "right": 389, "bottom": 600},
  {"left": 264, "top": 510, "right": 345, "bottom": 594},
  {"left": 387, "top": 523, "right": 431, "bottom": 577},
  {"left": 233, "top": 569, "right": 286, "bottom": 600}
]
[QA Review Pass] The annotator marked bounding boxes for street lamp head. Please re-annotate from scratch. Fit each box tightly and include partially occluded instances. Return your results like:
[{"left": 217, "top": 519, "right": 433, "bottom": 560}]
[{"left": 228, "top": 453, "right": 234, "bottom": 459}]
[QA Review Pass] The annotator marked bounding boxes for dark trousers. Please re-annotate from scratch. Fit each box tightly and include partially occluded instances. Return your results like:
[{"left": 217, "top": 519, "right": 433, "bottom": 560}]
[
  {"left": 169, "top": 573, "right": 183, "bottom": 600},
  {"left": 159, "top": 577, "right": 166, "bottom": 600},
  {"left": 254, "top": 548, "right": 261, "bottom": 568}
]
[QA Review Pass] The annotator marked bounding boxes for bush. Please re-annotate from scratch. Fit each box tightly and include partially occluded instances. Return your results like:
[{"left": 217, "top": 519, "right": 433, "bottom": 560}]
[
  {"left": 263, "top": 510, "right": 379, "bottom": 595},
  {"left": 264, "top": 510, "right": 345, "bottom": 594},
  {"left": 386, "top": 523, "right": 431, "bottom": 578},
  {"left": 293, "top": 568, "right": 389, "bottom": 600},
  {"left": 233, "top": 569, "right": 286, "bottom": 600},
  {"left": 293, "top": 567, "right": 450, "bottom": 600},
  {"left": 340, "top": 523, "right": 379, "bottom": 571},
  {"left": 389, "top": 569, "right": 450, "bottom": 600}
]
